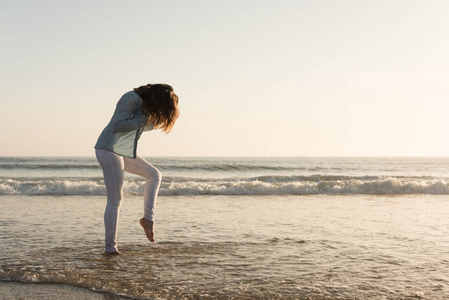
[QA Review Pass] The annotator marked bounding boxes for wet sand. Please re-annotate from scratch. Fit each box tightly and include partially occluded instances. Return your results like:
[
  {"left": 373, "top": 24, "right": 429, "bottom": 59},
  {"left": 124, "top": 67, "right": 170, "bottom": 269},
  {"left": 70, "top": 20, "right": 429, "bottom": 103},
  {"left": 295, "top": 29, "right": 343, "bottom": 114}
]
[{"left": 0, "top": 281, "right": 126, "bottom": 300}]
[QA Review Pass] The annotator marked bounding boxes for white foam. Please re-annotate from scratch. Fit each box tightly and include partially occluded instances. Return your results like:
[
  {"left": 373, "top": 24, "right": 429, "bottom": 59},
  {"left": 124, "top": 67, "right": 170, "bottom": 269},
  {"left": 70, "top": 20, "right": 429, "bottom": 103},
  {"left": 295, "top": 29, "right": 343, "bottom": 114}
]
[{"left": 2, "top": 176, "right": 449, "bottom": 196}]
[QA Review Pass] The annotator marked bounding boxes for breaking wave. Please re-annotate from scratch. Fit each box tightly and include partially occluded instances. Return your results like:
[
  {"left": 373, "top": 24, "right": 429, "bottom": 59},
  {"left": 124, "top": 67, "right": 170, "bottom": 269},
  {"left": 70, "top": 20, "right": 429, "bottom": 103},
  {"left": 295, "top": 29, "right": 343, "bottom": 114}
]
[{"left": 2, "top": 175, "right": 449, "bottom": 196}]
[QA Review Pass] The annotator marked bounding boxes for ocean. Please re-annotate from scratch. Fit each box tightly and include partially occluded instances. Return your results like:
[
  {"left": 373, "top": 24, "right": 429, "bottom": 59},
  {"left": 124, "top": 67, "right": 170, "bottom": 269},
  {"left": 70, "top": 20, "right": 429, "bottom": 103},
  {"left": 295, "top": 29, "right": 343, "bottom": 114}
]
[{"left": 1, "top": 157, "right": 449, "bottom": 299}]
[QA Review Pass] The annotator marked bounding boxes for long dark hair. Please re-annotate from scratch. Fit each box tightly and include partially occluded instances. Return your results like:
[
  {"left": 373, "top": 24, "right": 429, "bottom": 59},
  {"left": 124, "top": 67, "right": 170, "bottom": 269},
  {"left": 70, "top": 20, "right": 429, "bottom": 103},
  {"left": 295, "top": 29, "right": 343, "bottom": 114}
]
[{"left": 134, "top": 84, "right": 179, "bottom": 133}]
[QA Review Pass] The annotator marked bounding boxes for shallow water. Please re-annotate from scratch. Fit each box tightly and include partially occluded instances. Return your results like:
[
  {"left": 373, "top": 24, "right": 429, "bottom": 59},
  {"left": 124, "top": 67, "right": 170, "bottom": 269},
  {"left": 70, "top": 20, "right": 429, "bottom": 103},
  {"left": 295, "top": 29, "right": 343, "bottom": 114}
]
[{"left": 1, "top": 194, "right": 449, "bottom": 299}]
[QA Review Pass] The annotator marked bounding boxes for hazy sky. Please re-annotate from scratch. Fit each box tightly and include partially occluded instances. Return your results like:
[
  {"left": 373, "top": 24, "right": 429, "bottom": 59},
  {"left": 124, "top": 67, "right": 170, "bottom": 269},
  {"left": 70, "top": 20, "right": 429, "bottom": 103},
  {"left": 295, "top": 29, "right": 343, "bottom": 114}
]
[{"left": 1, "top": 0, "right": 448, "bottom": 157}]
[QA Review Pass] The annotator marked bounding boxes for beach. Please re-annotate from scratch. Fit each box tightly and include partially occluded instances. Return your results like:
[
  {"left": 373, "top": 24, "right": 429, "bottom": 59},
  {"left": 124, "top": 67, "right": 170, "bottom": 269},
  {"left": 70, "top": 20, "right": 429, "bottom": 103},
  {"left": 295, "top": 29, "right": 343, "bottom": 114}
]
[
  {"left": 0, "top": 281, "right": 126, "bottom": 300},
  {"left": 1, "top": 157, "right": 449, "bottom": 299},
  {"left": 3, "top": 0, "right": 449, "bottom": 298}
]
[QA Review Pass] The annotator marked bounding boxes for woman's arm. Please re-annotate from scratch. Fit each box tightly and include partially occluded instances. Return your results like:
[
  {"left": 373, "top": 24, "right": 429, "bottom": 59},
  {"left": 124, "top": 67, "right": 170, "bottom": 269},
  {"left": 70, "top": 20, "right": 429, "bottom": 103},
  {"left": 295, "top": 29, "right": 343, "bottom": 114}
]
[{"left": 111, "top": 93, "right": 147, "bottom": 133}]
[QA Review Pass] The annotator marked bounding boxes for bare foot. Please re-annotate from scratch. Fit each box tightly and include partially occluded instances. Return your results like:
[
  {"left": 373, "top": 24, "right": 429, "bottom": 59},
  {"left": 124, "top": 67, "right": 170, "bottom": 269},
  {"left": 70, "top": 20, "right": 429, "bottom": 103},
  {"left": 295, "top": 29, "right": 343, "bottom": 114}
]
[{"left": 140, "top": 218, "right": 155, "bottom": 242}]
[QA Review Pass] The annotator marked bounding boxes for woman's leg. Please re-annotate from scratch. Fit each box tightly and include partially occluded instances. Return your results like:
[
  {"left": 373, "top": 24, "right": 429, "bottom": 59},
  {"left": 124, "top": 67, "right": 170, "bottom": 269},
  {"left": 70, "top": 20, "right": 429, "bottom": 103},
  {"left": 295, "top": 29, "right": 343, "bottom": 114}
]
[
  {"left": 124, "top": 155, "right": 161, "bottom": 242},
  {"left": 96, "top": 149, "right": 125, "bottom": 253},
  {"left": 123, "top": 155, "right": 162, "bottom": 222}
]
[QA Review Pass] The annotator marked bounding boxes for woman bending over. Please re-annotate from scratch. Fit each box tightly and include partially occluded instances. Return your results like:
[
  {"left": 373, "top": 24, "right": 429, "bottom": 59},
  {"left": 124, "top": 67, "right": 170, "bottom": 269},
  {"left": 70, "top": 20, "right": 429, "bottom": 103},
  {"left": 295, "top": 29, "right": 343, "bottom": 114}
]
[{"left": 95, "top": 84, "right": 179, "bottom": 255}]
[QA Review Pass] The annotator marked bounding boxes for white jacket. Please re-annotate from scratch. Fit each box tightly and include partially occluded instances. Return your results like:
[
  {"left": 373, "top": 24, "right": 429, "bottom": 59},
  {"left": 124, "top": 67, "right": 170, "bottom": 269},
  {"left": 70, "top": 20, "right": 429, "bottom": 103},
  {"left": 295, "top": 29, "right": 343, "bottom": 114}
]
[{"left": 95, "top": 91, "right": 153, "bottom": 158}]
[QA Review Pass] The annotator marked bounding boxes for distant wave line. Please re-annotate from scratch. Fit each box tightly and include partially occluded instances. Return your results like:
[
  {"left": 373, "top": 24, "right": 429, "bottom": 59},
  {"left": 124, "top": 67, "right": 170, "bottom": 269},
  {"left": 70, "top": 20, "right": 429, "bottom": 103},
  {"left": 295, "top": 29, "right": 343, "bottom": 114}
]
[{"left": 0, "top": 163, "right": 329, "bottom": 172}]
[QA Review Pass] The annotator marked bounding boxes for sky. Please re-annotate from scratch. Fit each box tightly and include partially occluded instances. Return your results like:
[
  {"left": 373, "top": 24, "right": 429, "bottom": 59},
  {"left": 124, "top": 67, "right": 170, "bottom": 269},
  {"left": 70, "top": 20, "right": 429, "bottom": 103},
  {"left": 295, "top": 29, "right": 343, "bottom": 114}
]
[{"left": 1, "top": 0, "right": 449, "bottom": 157}]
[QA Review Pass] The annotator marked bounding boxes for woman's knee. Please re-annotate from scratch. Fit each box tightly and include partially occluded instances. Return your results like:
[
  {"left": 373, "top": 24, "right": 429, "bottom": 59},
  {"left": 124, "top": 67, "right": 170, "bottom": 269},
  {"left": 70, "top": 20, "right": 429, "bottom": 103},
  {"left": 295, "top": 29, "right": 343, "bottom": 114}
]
[
  {"left": 106, "top": 190, "right": 123, "bottom": 207},
  {"left": 146, "top": 167, "right": 162, "bottom": 182}
]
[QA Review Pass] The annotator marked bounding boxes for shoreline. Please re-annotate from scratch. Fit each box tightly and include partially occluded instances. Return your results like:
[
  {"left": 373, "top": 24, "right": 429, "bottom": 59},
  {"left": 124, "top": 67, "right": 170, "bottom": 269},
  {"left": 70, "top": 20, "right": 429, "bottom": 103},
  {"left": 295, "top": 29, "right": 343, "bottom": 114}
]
[{"left": 0, "top": 281, "right": 128, "bottom": 300}]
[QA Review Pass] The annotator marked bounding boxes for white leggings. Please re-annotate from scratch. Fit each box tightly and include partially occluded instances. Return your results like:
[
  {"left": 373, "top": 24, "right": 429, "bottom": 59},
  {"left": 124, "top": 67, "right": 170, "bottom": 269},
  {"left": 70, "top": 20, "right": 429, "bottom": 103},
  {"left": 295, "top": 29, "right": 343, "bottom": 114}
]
[{"left": 95, "top": 149, "right": 162, "bottom": 252}]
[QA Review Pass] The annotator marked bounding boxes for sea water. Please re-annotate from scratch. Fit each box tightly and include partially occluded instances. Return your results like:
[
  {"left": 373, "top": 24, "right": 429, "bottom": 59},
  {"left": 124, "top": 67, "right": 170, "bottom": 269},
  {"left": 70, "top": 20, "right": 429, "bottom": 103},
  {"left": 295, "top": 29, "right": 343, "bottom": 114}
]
[{"left": 1, "top": 157, "right": 449, "bottom": 299}]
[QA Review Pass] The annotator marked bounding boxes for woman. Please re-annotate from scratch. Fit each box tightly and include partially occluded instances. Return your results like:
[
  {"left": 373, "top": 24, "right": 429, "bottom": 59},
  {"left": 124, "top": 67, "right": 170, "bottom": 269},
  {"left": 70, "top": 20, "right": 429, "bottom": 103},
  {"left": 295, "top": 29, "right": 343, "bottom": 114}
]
[{"left": 95, "top": 84, "right": 179, "bottom": 255}]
